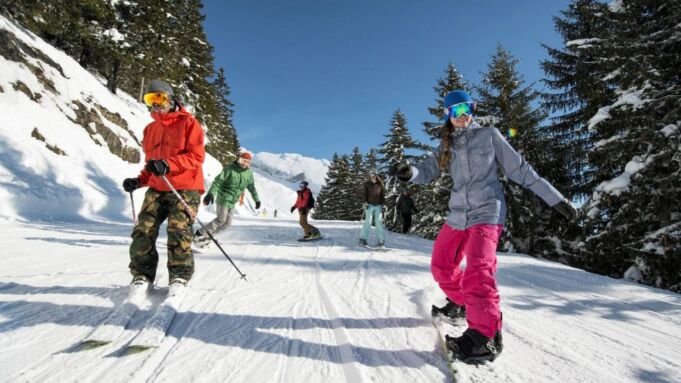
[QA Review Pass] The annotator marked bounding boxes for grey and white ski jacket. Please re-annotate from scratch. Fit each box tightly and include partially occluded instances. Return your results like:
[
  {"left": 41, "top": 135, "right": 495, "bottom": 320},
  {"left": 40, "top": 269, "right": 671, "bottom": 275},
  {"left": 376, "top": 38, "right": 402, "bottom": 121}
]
[{"left": 409, "top": 121, "right": 564, "bottom": 230}]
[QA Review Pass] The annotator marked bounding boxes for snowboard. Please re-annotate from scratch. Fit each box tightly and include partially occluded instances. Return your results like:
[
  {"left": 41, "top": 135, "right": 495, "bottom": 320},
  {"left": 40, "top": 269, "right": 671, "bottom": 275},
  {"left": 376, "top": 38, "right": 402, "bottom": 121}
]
[
  {"left": 363, "top": 245, "right": 389, "bottom": 251},
  {"left": 297, "top": 236, "right": 324, "bottom": 242}
]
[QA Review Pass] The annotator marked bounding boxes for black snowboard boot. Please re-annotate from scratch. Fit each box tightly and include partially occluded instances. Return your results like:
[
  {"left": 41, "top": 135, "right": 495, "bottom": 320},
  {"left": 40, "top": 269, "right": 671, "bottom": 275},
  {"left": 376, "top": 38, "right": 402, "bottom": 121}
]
[
  {"left": 445, "top": 328, "right": 503, "bottom": 364},
  {"left": 431, "top": 298, "right": 466, "bottom": 322}
]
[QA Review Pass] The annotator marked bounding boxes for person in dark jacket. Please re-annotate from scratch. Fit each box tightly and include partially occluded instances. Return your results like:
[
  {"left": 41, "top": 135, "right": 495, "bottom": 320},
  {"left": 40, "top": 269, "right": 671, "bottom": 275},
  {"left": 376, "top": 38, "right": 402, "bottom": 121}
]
[
  {"left": 396, "top": 190, "right": 418, "bottom": 233},
  {"left": 291, "top": 181, "right": 320, "bottom": 240},
  {"left": 390, "top": 90, "right": 577, "bottom": 364},
  {"left": 359, "top": 172, "right": 386, "bottom": 247}
]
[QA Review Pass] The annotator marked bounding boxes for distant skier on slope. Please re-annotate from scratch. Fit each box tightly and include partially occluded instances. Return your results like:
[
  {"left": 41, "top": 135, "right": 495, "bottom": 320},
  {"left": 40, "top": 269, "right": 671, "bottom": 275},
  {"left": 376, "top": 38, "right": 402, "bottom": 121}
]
[
  {"left": 359, "top": 171, "right": 386, "bottom": 248},
  {"left": 291, "top": 181, "right": 321, "bottom": 240},
  {"left": 396, "top": 190, "right": 418, "bottom": 234},
  {"left": 122, "top": 79, "right": 205, "bottom": 294},
  {"left": 193, "top": 151, "right": 261, "bottom": 246},
  {"left": 390, "top": 90, "right": 577, "bottom": 364}
]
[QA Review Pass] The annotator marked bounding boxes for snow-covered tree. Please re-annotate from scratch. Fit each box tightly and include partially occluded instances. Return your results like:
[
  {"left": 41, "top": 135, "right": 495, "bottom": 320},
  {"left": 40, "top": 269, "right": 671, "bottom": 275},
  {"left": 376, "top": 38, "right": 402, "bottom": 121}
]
[
  {"left": 581, "top": 0, "right": 681, "bottom": 290},
  {"left": 377, "top": 109, "right": 422, "bottom": 231}
]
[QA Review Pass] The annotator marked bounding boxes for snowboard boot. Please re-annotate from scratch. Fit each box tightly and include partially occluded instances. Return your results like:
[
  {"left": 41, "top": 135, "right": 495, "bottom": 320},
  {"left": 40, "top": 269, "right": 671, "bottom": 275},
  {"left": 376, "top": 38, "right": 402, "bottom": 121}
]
[
  {"left": 431, "top": 298, "right": 466, "bottom": 322},
  {"left": 359, "top": 239, "right": 368, "bottom": 246},
  {"left": 308, "top": 231, "right": 321, "bottom": 240},
  {"left": 445, "top": 328, "right": 503, "bottom": 364}
]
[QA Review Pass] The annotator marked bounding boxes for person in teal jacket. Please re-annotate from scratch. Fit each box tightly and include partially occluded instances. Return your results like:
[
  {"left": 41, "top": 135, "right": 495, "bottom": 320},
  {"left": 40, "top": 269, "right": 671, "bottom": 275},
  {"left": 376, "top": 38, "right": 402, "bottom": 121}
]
[{"left": 194, "top": 152, "right": 261, "bottom": 244}]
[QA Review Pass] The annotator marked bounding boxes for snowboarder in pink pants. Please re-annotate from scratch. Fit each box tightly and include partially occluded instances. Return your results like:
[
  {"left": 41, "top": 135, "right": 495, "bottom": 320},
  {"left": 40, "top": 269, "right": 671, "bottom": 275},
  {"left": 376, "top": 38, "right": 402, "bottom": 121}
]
[{"left": 390, "top": 90, "right": 577, "bottom": 363}]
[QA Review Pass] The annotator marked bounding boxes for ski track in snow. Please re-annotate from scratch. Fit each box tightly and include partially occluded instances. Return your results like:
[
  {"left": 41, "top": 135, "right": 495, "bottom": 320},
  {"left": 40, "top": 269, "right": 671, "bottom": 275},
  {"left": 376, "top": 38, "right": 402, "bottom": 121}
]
[{"left": 2, "top": 218, "right": 681, "bottom": 383}]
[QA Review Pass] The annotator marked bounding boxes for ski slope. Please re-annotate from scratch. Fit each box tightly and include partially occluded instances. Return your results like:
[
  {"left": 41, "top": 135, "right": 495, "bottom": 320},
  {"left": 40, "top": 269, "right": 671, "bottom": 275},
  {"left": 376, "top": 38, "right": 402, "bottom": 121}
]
[{"left": 1, "top": 216, "right": 680, "bottom": 383}]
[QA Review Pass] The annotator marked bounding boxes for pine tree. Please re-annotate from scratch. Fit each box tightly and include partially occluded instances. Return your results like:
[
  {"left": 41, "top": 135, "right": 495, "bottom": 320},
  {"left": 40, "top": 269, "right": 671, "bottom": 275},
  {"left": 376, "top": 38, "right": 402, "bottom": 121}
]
[
  {"left": 314, "top": 154, "right": 353, "bottom": 220},
  {"left": 477, "top": 44, "right": 560, "bottom": 256},
  {"left": 206, "top": 68, "right": 239, "bottom": 165},
  {"left": 377, "top": 109, "right": 422, "bottom": 231},
  {"left": 540, "top": 0, "right": 615, "bottom": 200},
  {"left": 313, "top": 154, "right": 342, "bottom": 220},
  {"left": 412, "top": 64, "right": 471, "bottom": 239},
  {"left": 348, "top": 146, "right": 365, "bottom": 220},
  {"left": 581, "top": 0, "right": 681, "bottom": 290}
]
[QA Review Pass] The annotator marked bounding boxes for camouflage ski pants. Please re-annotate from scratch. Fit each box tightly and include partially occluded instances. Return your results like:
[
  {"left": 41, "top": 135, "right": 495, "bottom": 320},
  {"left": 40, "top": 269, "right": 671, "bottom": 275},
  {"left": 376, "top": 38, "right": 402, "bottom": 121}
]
[{"left": 129, "top": 188, "right": 200, "bottom": 282}]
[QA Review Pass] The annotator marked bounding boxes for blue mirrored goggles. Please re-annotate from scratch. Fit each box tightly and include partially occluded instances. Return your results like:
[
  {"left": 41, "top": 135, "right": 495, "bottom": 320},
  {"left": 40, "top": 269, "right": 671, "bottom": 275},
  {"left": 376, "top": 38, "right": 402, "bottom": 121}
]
[{"left": 446, "top": 103, "right": 473, "bottom": 118}]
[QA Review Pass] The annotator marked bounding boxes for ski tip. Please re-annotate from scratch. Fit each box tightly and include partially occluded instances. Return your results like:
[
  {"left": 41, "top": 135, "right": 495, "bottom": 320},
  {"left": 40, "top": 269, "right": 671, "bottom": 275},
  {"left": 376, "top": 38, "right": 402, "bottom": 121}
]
[
  {"left": 79, "top": 340, "right": 110, "bottom": 351},
  {"left": 124, "top": 345, "right": 155, "bottom": 355}
]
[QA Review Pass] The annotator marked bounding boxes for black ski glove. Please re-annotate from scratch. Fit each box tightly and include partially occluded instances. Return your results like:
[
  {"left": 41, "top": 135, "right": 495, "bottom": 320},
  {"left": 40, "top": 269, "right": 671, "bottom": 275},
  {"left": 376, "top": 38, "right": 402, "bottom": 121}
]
[
  {"left": 145, "top": 159, "right": 169, "bottom": 176},
  {"left": 203, "top": 193, "right": 214, "bottom": 205},
  {"left": 255, "top": 201, "right": 261, "bottom": 209},
  {"left": 122, "top": 178, "right": 140, "bottom": 192},
  {"left": 389, "top": 163, "right": 413, "bottom": 182},
  {"left": 554, "top": 199, "right": 577, "bottom": 221},
  {"left": 290, "top": 206, "right": 296, "bottom": 213}
]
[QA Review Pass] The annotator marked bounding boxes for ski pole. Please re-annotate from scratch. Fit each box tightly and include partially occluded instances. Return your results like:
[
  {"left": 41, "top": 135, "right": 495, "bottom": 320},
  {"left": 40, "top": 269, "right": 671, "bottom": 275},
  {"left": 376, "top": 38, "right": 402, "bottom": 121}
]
[
  {"left": 129, "top": 192, "right": 137, "bottom": 225},
  {"left": 160, "top": 175, "right": 247, "bottom": 281}
]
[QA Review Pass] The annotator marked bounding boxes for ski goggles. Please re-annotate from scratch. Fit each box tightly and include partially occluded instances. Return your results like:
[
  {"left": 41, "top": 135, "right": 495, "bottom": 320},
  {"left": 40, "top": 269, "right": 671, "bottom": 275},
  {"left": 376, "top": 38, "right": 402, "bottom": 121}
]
[
  {"left": 446, "top": 102, "right": 473, "bottom": 119},
  {"left": 143, "top": 92, "right": 171, "bottom": 107}
]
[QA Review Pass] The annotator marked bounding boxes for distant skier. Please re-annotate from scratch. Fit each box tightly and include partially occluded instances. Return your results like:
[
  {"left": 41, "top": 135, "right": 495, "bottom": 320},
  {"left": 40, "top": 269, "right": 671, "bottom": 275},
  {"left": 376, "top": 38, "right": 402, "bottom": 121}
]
[
  {"left": 193, "top": 151, "right": 261, "bottom": 245},
  {"left": 290, "top": 181, "right": 321, "bottom": 240},
  {"left": 359, "top": 171, "right": 385, "bottom": 247},
  {"left": 396, "top": 190, "right": 418, "bottom": 234},
  {"left": 274, "top": 209, "right": 278, "bottom": 218},
  {"left": 122, "top": 79, "right": 205, "bottom": 293},
  {"left": 390, "top": 90, "right": 577, "bottom": 364}
]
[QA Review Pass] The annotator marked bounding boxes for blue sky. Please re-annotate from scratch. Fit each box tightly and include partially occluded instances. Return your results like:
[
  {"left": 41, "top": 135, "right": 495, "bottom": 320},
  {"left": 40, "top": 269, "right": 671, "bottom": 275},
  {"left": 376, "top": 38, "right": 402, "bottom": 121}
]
[{"left": 202, "top": 0, "right": 571, "bottom": 160}]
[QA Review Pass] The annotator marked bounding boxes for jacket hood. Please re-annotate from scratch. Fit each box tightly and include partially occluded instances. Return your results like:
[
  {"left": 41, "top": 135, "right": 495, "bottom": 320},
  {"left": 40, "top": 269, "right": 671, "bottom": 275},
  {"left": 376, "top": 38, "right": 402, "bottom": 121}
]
[{"left": 151, "top": 105, "right": 193, "bottom": 125}]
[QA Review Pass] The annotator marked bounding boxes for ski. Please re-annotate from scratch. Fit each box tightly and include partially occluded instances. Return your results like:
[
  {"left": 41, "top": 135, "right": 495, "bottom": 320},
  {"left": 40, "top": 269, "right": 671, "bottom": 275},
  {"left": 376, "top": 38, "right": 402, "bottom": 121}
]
[
  {"left": 123, "top": 283, "right": 188, "bottom": 355},
  {"left": 79, "top": 284, "right": 150, "bottom": 350}
]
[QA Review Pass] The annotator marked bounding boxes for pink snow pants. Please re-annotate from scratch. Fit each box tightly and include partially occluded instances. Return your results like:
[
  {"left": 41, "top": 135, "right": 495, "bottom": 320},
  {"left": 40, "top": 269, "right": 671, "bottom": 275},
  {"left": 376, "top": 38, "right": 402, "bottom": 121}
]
[{"left": 431, "top": 223, "right": 503, "bottom": 338}]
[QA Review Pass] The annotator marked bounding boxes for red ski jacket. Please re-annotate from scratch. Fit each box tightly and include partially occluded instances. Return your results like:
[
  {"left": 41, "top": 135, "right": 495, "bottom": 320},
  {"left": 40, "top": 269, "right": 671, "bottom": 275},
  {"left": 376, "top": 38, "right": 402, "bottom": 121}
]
[
  {"left": 293, "top": 188, "right": 312, "bottom": 209},
  {"left": 138, "top": 106, "right": 205, "bottom": 193}
]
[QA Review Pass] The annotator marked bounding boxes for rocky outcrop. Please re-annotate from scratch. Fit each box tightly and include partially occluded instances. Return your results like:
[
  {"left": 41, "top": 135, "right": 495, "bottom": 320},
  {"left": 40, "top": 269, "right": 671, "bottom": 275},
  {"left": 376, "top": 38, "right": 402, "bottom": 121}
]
[
  {"left": 70, "top": 100, "right": 140, "bottom": 164},
  {"left": 31, "top": 127, "right": 66, "bottom": 156}
]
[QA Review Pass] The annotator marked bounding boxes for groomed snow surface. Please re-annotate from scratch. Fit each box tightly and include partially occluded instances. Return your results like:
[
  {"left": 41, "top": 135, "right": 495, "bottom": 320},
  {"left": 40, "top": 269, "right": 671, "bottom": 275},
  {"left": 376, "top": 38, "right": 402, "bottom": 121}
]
[{"left": 1, "top": 216, "right": 680, "bottom": 383}]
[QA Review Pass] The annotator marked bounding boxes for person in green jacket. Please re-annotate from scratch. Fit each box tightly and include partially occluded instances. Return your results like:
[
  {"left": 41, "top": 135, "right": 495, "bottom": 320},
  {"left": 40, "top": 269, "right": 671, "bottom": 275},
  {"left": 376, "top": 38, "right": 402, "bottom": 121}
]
[{"left": 193, "top": 152, "right": 261, "bottom": 244}]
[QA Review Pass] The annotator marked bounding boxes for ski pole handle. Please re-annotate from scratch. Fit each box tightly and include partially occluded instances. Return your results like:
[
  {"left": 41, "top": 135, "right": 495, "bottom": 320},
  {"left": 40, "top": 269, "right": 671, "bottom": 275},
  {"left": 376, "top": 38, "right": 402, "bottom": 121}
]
[{"left": 129, "top": 192, "right": 137, "bottom": 225}]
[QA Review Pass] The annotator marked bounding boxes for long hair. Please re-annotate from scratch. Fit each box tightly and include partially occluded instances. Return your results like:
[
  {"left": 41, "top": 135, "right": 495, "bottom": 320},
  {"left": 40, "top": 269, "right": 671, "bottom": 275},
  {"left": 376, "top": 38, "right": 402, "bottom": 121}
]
[
  {"left": 438, "top": 119, "right": 455, "bottom": 172},
  {"left": 369, "top": 173, "right": 384, "bottom": 188}
]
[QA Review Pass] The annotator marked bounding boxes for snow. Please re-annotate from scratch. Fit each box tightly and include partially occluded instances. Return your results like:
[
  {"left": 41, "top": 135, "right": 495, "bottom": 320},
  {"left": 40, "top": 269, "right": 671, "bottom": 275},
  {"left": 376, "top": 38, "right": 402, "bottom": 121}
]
[
  {"left": 661, "top": 124, "right": 678, "bottom": 137},
  {"left": 594, "top": 155, "right": 653, "bottom": 196},
  {"left": 2, "top": 219, "right": 681, "bottom": 382},
  {"left": 588, "top": 87, "right": 648, "bottom": 131},
  {"left": 608, "top": 0, "right": 625, "bottom": 13},
  {"left": 566, "top": 38, "right": 601, "bottom": 48},
  {"left": 102, "top": 28, "right": 126, "bottom": 43}
]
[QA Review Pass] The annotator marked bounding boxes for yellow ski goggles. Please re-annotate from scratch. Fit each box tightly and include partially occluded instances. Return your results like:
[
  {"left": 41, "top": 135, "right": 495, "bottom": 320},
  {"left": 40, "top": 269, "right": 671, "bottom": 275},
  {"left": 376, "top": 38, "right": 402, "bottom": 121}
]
[{"left": 143, "top": 92, "right": 170, "bottom": 107}]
